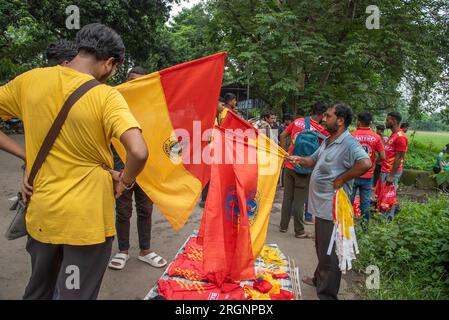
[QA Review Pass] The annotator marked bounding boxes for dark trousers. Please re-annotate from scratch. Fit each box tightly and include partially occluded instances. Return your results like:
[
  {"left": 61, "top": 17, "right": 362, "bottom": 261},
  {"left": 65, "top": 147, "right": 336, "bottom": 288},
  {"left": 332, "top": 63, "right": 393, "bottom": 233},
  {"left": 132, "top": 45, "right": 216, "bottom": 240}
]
[
  {"left": 23, "top": 236, "right": 113, "bottom": 300},
  {"left": 201, "top": 182, "right": 210, "bottom": 202},
  {"left": 116, "top": 183, "right": 153, "bottom": 252},
  {"left": 280, "top": 168, "right": 310, "bottom": 235},
  {"left": 313, "top": 217, "right": 341, "bottom": 300}
]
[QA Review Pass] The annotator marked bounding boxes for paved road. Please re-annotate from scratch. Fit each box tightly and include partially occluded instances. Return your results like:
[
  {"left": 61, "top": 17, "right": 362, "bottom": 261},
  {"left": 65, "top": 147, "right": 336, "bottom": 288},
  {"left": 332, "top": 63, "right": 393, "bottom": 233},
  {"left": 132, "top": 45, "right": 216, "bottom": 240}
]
[{"left": 0, "top": 135, "right": 354, "bottom": 300}]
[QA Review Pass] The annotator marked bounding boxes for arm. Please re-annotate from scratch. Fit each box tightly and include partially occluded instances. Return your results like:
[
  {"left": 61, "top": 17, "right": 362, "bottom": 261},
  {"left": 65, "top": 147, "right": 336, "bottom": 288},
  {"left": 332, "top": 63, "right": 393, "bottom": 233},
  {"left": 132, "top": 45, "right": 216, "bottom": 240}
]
[
  {"left": 288, "top": 155, "right": 317, "bottom": 168},
  {"left": 117, "top": 128, "right": 148, "bottom": 194},
  {"left": 386, "top": 151, "right": 405, "bottom": 184},
  {"left": 377, "top": 150, "right": 386, "bottom": 164},
  {"left": 334, "top": 158, "right": 372, "bottom": 189},
  {"left": 0, "top": 130, "right": 26, "bottom": 161},
  {"left": 280, "top": 130, "right": 288, "bottom": 151}
]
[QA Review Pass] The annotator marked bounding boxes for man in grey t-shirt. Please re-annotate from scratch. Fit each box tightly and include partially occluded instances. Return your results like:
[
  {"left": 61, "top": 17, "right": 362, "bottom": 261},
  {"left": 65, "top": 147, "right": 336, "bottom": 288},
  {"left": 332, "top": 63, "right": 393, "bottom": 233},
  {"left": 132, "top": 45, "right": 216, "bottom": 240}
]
[{"left": 288, "top": 102, "right": 371, "bottom": 300}]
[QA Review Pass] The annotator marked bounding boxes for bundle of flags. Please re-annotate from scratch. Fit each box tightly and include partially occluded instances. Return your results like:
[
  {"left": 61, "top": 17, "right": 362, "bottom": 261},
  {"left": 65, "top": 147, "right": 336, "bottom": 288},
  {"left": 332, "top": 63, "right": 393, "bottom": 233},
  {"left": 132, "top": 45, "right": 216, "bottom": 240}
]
[{"left": 114, "top": 52, "right": 288, "bottom": 285}]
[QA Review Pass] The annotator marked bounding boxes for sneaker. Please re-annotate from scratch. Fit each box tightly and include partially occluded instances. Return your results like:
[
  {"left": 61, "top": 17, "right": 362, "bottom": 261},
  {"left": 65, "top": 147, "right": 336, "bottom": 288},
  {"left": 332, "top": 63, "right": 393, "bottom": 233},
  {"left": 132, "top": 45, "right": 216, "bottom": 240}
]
[{"left": 279, "top": 228, "right": 287, "bottom": 233}]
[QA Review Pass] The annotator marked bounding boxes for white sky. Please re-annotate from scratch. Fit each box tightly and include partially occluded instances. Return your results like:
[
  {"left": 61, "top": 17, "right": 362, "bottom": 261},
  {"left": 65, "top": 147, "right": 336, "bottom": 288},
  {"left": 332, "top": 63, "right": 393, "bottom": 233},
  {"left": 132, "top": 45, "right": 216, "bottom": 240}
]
[{"left": 169, "top": 0, "right": 202, "bottom": 19}]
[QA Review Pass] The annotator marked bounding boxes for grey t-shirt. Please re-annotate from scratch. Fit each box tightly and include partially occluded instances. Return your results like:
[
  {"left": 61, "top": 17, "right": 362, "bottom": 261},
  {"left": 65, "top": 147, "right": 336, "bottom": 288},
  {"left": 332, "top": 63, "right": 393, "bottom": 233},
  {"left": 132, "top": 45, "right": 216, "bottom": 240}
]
[{"left": 308, "top": 130, "right": 369, "bottom": 221}]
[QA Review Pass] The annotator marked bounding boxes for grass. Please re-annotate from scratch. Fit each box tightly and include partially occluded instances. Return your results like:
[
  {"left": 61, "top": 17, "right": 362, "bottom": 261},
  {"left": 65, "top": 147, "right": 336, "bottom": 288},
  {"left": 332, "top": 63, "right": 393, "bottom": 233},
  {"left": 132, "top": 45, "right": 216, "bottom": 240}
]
[{"left": 409, "top": 131, "right": 449, "bottom": 150}]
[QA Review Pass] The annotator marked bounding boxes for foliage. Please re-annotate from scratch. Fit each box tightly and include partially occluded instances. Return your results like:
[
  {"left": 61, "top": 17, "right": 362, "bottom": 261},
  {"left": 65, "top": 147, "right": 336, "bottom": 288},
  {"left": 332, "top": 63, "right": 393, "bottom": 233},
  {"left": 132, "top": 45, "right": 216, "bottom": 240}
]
[
  {"left": 433, "top": 171, "right": 449, "bottom": 188},
  {"left": 354, "top": 196, "right": 449, "bottom": 299},
  {"left": 204, "top": 0, "right": 449, "bottom": 116},
  {"left": 404, "top": 140, "right": 440, "bottom": 170},
  {"left": 0, "top": 0, "right": 179, "bottom": 84}
]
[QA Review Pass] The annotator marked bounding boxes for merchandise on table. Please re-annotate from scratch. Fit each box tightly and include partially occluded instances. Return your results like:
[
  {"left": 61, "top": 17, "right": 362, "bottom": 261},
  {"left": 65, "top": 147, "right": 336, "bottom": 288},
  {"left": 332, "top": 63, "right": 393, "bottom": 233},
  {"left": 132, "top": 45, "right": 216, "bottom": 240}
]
[{"left": 144, "top": 232, "right": 299, "bottom": 300}]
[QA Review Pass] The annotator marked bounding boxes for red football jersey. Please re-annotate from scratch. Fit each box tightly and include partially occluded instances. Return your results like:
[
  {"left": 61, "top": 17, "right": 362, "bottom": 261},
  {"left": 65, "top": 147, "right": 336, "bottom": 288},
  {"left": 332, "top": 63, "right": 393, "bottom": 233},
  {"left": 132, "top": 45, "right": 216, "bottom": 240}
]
[
  {"left": 284, "top": 117, "right": 329, "bottom": 170},
  {"left": 381, "top": 129, "right": 408, "bottom": 173},
  {"left": 351, "top": 127, "right": 384, "bottom": 178}
]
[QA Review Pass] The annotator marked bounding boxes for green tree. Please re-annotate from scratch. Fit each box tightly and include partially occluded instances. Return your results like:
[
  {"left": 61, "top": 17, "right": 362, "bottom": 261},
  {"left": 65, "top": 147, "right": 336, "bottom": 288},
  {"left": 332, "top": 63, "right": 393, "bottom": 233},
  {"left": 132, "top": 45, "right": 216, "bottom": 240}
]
[{"left": 0, "top": 0, "right": 180, "bottom": 83}]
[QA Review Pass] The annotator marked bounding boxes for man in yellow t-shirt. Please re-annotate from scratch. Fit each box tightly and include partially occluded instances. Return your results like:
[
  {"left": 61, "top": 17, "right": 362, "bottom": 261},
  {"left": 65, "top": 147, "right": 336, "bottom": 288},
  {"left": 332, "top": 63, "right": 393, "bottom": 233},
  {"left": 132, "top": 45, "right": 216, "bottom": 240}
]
[{"left": 0, "top": 23, "right": 148, "bottom": 300}]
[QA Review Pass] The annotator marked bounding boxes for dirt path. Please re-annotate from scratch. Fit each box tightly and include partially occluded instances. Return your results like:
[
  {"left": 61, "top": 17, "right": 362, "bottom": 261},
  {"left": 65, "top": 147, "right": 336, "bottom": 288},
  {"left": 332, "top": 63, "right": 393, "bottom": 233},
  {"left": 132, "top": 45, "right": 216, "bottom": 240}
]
[{"left": 0, "top": 134, "right": 356, "bottom": 300}]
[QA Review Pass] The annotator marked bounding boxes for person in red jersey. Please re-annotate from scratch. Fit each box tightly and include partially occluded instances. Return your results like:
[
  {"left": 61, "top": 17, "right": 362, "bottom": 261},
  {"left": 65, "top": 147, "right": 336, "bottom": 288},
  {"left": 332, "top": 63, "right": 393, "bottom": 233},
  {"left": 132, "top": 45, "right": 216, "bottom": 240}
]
[
  {"left": 381, "top": 111, "right": 408, "bottom": 220},
  {"left": 279, "top": 102, "right": 329, "bottom": 237},
  {"left": 350, "top": 112, "right": 385, "bottom": 226}
]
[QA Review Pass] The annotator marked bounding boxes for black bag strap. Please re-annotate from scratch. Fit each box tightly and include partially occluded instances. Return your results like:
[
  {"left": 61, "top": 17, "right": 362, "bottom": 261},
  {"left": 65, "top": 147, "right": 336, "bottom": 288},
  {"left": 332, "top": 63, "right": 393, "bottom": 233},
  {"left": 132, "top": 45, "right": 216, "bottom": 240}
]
[{"left": 28, "top": 79, "right": 101, "bottom": 186}]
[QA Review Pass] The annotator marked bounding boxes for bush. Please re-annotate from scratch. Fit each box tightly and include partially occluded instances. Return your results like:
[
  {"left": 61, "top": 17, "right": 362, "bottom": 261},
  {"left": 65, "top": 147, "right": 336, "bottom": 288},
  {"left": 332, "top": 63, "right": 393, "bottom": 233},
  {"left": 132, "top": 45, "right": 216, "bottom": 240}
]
[
  {"left": 353, "top": 195, "right": 449, "bottom": 299},
  {"left": 404, "top": 141, "right": 440, "bottom": 171}
]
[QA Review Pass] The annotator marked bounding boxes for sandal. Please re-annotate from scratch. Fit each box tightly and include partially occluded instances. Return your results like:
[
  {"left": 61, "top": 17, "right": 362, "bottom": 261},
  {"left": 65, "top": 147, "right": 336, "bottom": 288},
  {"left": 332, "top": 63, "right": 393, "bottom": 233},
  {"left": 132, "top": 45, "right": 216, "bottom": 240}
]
[
  {"left": 138, "top": 252, "right": 167, "bottom": 268},
  {"left": 295, "top": 232, "right": 313, "bottom": 239},
  {"left": 108, "top": 253, "right": 129, "bottom": 270},
  {"left": 302, "top": 276, "right": 316, "bottom": 287}
]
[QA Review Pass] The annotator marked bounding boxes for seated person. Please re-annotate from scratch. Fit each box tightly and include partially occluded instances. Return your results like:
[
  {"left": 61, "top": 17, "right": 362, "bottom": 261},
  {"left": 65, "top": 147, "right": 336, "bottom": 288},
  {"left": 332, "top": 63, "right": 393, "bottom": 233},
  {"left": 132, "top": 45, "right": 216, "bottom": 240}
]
[{"left": 433, "top": 143, "right": 449, "bottom": 174}]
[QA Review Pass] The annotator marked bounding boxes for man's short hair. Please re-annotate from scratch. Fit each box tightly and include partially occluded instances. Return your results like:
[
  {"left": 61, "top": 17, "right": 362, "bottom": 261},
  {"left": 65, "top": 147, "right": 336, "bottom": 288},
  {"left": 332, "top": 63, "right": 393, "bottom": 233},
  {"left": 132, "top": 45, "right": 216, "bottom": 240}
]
[
  {"left": 376, "top": 124, "right": 385, "bottom": 131},
  {"left": 46, "top": 39, "right": 77, "bottom": 66},
  {"left": 76, "top": 23, "right": 125, "bottom": 64},
  {"left": 312, "top": 101, "right": 328, "bottom": 116},
  {"left": 357, "top": 112, "right": 373, "bottom": 126},
  {"left": 400, "top": 122, "right": 410, "bottom": 129},
  {"left": 446, "top": 143, "right": 449, "bottom": 150},
  {"left": 219, "top": 96, "right": 225, "bottom": 103},
  {"left": 387, "top": 111, "right": 402, "bottom": 124},
  {"left": 261, "top": 110, "right": 275, "bottom": 120},
  {"left": 282, "top": 114, "right": 293, "bottom": 122},
  {"left": 128, "top": 66, "right": 147, "bottom": 76},
  {"left": 224, "top": 93, "right": 236, "bottom": 104},
  {"left": 330, "top": 102, "right": 353, "bottom": 128}
]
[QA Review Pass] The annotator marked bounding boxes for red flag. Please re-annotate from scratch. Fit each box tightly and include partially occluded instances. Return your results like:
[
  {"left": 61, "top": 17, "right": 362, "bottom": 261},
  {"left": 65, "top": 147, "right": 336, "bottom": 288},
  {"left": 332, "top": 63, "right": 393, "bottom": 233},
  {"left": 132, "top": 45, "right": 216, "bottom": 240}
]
[{"left": 200, "top": 121, "right": 257, "bottom": 285}]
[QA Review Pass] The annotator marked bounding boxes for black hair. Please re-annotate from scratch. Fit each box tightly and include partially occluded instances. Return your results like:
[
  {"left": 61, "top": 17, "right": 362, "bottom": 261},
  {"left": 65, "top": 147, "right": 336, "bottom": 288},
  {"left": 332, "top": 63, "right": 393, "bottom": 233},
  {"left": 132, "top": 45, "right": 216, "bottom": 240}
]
[
  {"left": 387, "top": 111, "right": 402, "bottom": 124},
  {"left": 330, "top": 102, "right": 353, "bottom": 128},
  {"left": 219, "top": 96, "right": 225, "bottom": 103},
  {"left": 282, "top": 114, "right": 293, "bottom": 122},
  {"left": 376, "top": 124, "right": 385, "bottom": 131},
  {"left": 128, "top": 66, "right": 147, "bottom": 76},
  {"left": 224, "top": 93, "right": 236, "bottom": 104},
  {"left": 312, "top": 101, "right": 328, "bottom": 116},
  {"left": 446, "top": 143, "right": 449, "bottom": 150},
  {"left": 46, "top": 39, "right": 77, "bottom": 66},
  {"left": 357, "top": 112, "right": 373, "bottom": 126},
  {"left": 76, "top": 23, "right": 125, "bottom": 64},
  {"left": 400, "top": 122, "right": 410, "bottom": 129},
  {"left": 261, "top": 110, "right": 275, "bottom": 120}
]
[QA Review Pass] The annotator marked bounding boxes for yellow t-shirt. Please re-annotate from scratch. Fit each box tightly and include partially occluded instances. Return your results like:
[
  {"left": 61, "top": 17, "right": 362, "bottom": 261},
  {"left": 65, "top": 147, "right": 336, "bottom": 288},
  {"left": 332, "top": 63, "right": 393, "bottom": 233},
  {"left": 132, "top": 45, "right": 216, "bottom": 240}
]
[{"left": 0, "top": 66, "right": 141, "bottom": 245}]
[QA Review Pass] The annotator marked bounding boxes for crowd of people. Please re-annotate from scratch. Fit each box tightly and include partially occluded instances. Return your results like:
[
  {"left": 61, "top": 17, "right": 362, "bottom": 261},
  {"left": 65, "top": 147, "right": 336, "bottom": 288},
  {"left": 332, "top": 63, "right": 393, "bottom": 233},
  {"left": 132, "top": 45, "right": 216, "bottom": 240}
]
[{"left": 0, "top": 22, "right": 447, "bottom": 301}]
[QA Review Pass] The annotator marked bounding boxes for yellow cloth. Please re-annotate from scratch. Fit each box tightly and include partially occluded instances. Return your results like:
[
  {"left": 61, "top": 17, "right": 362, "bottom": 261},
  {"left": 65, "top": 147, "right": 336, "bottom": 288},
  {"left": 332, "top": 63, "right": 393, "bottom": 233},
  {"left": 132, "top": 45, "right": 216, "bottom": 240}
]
[
  {"left": 258, "top": 246, "right": 288, "bottom": 267},
  {"left": 113, "top": 72, "right": 202, "bottom": 230},
  {"left": 334, "top": 189, "right": 355, "bottom": 240},
  {"left": 0, "top": 66, "right": 140, "bottom": 245}
]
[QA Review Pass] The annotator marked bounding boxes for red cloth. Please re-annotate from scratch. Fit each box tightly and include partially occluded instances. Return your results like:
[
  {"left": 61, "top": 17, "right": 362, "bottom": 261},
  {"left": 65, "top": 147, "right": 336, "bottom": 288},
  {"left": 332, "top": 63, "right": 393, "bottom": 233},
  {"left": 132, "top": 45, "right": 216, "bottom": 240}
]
[
  {"left": 284, "top": 117, "right": 329, "bottom": 170},
  {"left": 381, "top": 129, "right": 408, "bottom": 173},
  {"left": 167, "top": 254, "right": 206, "bottom": 281},
  {"left": 198, "top": 112, "right": 257, "bottom": 285},
  {"left": 351, "top": 127, "right": 384, "bottom": 178},
  {"left": 376, "top": 183, "right": 397, "bottom": 213},
  {"left": 253, "top": 279, "right": 273, "bottom": 293},
  {"left": 353, "top": 195, "right": 361, "bottom": 218},
  {"left": 158, "top": 279, "right": 245, "bottom": 300},
  {"left": 269, "top": 289, "right": 295, "bottom": 300}
]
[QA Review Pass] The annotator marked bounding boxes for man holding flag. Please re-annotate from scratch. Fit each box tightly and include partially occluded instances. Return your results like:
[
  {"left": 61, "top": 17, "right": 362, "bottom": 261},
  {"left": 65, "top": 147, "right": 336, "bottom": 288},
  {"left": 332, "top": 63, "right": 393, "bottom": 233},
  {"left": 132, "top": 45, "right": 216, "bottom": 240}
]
[{"left": 289, "top": 102, "right": 371, "bottom": 300}]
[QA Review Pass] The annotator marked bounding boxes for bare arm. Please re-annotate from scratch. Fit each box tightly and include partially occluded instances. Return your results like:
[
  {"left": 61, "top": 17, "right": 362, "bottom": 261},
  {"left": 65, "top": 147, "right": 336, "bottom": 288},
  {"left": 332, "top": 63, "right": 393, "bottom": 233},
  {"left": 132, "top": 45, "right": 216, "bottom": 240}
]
[
  {"left": 280, "top": 130, "right": 288, "bottom": 151},
  {"left": 377, "top": 150, "right": 386, "bottom": 163},
  {"left": 288, "top": 155, "right": 317, "bottom": 168},
  {"left": 0, "top": 130, "right": 25, "bottom": 161},
  {"left": 334, "top": 158, "right": 372, "bottom": 189},
  {"left": 119, "top": 128, "right": 148, "bottom": 185},
  {"left": 387, "top": 151, "right": 405, "bottom": 184}
]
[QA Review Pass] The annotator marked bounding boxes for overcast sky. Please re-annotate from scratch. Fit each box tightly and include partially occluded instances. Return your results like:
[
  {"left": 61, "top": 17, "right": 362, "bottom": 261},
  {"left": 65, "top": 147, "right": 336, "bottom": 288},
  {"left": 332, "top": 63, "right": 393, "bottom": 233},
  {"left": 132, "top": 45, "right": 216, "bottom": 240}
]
[{"left": 170, "top": 0, "right": 202, "bottom": 20}]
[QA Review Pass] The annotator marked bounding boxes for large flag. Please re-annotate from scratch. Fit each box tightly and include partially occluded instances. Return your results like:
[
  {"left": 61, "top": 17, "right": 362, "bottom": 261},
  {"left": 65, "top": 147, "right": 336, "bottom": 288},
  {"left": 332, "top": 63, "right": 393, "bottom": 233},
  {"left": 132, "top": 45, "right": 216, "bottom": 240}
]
[
  {"left": 113, "top": 53, "right": 226, "bottom": 230},
  {"left": 199, "top": 111, "right": 288, "bottom": 283}
]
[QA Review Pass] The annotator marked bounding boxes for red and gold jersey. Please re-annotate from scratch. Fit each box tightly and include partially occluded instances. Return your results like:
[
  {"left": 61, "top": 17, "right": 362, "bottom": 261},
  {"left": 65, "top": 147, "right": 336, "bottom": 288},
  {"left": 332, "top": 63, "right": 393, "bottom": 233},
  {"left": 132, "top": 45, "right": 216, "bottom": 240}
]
[
  {"left": 381, "top": 129, "right": 408, "bottom": 173},
  {"left": 351, "top": 127, "right": 384, "bottom": 178}
]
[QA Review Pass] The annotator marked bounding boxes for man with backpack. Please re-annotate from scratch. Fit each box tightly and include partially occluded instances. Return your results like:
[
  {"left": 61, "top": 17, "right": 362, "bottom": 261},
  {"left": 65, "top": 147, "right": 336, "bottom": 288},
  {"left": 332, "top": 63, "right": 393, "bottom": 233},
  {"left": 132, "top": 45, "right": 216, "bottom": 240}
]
[{"left": 279, "top": 102, "right": 329, "bottom": 238}]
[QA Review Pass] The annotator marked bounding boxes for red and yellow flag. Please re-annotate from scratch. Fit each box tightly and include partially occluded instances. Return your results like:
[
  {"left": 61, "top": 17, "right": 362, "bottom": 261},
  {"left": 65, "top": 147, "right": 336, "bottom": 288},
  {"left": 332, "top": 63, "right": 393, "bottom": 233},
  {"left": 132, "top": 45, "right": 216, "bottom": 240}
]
[
  {"left": 199, "top": 111, "right": 288, "bottom": 283},
  {"left": 113, "top": 53, "right": 226, "bottom": 230}
]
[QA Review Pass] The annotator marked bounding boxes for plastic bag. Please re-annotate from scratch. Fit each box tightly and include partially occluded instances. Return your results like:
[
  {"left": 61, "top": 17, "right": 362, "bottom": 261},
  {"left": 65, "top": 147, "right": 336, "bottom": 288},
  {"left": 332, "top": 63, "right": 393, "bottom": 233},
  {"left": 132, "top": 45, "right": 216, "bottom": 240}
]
[{"left": 376, "top": 183, "right": 397, "bottom": 213}]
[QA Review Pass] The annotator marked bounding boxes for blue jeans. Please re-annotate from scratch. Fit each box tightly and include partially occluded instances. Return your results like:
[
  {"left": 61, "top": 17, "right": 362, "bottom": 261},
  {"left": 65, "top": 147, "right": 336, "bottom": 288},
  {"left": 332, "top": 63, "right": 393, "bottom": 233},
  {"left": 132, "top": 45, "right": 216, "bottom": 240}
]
[
  {"left": 350, "top": 177, "right": 373, "bottom": 223},
  {"left": 380, "top": 172, "right": 402, "bottom": 220}
]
